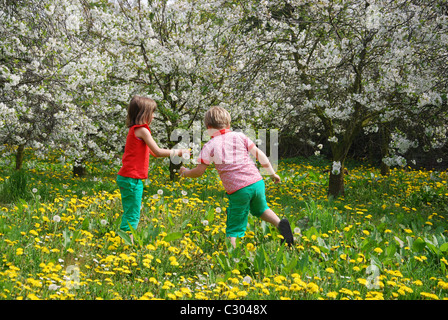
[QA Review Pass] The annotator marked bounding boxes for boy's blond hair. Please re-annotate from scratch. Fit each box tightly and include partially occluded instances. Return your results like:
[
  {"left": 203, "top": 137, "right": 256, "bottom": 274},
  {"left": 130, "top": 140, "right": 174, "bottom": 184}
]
[{"left": 204, "top": 106, "right": 231, "bottom": 129}]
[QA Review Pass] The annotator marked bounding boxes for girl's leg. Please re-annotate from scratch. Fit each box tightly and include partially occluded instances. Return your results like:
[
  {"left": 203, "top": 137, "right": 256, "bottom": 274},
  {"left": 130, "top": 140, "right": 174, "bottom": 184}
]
[{"left": 117, "top": 176, "right": 143, "bottom": 232}]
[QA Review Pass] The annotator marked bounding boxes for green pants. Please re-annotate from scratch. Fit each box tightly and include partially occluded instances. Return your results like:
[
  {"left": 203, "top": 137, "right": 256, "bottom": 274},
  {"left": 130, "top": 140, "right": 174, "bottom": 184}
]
[
  {"left": 225, "top": 179, "right": 270, "bottom": 238},
  {"left": 117, "top": 175, "right": 143, "bottom": 232}
]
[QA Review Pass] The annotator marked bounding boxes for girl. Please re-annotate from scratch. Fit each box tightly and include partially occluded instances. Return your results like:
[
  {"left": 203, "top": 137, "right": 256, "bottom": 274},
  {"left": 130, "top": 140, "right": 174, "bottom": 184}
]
[{"left": 117, "top": 95, "right": 188, "bottom": 235}]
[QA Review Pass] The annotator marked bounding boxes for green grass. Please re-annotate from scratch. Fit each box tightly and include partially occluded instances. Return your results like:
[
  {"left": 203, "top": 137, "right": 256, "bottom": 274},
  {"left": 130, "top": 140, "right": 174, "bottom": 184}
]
[{"left": 0, "top": 148, "right": 447, "bottom": 300}]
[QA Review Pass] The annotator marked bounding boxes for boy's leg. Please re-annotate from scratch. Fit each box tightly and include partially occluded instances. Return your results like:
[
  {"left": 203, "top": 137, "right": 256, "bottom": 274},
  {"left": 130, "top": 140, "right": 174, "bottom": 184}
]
[
  {"left": 228, "top": 237, "right": 237, "bottom": 248},
  {"left": 226, "top": 188, "right": 252, "bottom": 246},
  {"left": 250, "top": 180, "right": 294, "bottom": 246},
  {"left": 260, "top": 209, "right": 294, "bottom": 246},
  {"left": 259, "top": 209, "right": 281, "bottom": 227}
]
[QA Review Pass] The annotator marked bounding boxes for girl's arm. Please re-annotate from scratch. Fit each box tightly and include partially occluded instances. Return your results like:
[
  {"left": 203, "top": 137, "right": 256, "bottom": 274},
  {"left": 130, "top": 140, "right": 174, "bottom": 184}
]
[
  {"left": 135, "top": 126, "right": 186, "bottom": 158},
  {"left": 179, "top": 164, "right": 207, "bottom": 178},
  {"left": 249, "top": 146, "right": 281, "bottom": 183}
]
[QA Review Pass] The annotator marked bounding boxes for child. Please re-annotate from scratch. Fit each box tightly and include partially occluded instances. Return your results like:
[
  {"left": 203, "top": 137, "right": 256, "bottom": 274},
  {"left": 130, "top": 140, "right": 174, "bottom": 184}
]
[
  {"left": 117, "top": 95, "right": 188, "bottom": 235},
  {"left": 179, "top": 106, "right": 294, "bottom": 248}
]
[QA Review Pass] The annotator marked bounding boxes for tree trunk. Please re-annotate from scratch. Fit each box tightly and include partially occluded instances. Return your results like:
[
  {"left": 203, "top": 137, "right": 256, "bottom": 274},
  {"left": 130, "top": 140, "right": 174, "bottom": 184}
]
[
  {"left": 328, "top": 165, "right": 345, "bottom": 198},
  {"left": 73, "top": 165, "right": 87, "bottom": 177},
  {"left": 73, "top": 159, "right": 87, "bottom": 177},
  {"left": 15, "top": 144, "right": 25, "bottom": 170},
  {"left": 380, "top": 159, "right": 390, "bottom": 176},
  {"left": 380, "top": 123, "right": 391, "bottom": 176},
  {"left": 169, "top": 160, "right": 181, "bottom": 181},
  {"left": 328, "top": 138, "right": 353, "bottom": 198}
]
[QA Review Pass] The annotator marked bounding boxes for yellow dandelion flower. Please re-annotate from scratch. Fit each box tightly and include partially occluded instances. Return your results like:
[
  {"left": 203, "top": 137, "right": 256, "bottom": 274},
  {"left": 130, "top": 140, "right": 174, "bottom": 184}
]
[
  {"left": 237, "top": 290, "right": 248, "bottom": 298},
  {"left": 373, "top": 247, "right": 383, "bottom": 254},
  {"left": 413, "top": 280, "right": 423, "bottom": 286},
  {"left": 437, "top": 281, "right": 448, "bottom": 290},
  {"left": 420, "top": 292, "right": 439, "bottom": 300},
  {"left": 357, "top": 278, "right": 367, "bottom": 286},
  {"left": 306, "top": 282, "right": 319, "bottom": 294},
  {"left": 325, "top": 267, "right": 335, "bottom": 274},
  {"left": 339, "top": 288, "right": 354, "bottom": 296},
  {"left": 246, "top": 243, "right": 256, "bottom": 252}
]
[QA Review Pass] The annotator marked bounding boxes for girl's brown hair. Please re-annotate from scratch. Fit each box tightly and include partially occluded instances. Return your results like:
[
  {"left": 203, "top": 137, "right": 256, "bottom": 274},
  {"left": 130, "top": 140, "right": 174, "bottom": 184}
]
[
  {"left": 204, "top": 106, "right": 231, "bottom": 129},
  {"left": 126, "top": 96, "right": 157, "bottom": 128}
]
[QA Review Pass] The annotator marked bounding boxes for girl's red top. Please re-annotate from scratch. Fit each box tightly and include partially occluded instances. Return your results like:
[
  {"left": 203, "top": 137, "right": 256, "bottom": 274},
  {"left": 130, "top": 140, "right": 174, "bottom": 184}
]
[{"left": 118, "top": 124, "right": 153, "bottom": 179}]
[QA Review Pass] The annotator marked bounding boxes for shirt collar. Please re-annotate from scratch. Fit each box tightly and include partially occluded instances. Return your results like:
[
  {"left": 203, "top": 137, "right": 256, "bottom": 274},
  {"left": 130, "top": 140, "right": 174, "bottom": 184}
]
[{"left": 211, "top": 128, "right": 231, "bottom": 138}]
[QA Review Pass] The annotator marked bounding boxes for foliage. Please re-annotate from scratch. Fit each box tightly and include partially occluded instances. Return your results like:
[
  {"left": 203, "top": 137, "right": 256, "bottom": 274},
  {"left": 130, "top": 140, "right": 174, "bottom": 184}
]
[{"left": 1, "top": 0, "right": 447, "bottom": 195}]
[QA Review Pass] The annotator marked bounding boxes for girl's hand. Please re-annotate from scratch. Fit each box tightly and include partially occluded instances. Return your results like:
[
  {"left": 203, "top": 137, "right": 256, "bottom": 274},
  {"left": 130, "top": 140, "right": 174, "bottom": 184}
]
[{"left": 176, "top": 149, "right": 190, "bottom": 157}]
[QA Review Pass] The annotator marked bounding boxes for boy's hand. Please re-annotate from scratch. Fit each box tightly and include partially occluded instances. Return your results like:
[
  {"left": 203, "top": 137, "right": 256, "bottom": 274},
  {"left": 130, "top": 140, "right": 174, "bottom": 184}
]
[
  {"left": 179, "top": 166, "right": 188, "bottom": 177},
  {"left": 270, "top": 173, "right": 281, "bottom": 184}
]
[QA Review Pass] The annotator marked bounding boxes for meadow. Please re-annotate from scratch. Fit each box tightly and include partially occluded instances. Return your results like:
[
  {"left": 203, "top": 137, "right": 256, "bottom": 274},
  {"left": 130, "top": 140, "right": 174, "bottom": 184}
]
[{"left": 0, "top": 149, "right": 447, "bottom": 300}]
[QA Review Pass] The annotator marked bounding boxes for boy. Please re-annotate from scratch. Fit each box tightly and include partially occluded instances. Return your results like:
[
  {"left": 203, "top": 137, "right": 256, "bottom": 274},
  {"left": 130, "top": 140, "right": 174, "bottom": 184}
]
[{"left": 179, "top": 106, "right": 294, "bottom": 248}]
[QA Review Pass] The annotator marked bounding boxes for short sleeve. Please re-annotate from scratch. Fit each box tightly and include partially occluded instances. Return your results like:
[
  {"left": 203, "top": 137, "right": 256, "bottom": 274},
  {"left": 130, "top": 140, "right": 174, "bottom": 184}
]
[
  {"left": 240, "top": 133, "right": 256, "bottom": 151},
  {"left": 197, "top": 143, "right": 211, "bottom": 165}
]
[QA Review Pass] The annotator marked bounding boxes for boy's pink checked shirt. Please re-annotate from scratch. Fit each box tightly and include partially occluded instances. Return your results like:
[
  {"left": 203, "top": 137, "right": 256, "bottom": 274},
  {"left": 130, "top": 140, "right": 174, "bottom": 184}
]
[{"left": 198, "top": 129, "right": 262, "bottom": 194}]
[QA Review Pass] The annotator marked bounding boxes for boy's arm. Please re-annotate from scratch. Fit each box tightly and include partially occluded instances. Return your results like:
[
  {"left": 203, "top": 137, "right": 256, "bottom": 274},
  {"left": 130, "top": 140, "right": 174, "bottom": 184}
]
[
  {"left": 180, "top": 164, "right": 208, "bottom": 178},
  {"left": 249, "top": 146, "right": 281, "bottom": 183}
]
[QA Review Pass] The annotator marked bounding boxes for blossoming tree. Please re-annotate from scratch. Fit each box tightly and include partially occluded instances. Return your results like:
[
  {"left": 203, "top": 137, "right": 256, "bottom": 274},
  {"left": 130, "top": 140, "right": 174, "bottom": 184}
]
[
  {"left": 236, "top": 0, "right": 448, "bottom": 196},
  {"left": 88, "top": 0, "right": 255, "bottom": 178},
  {"left": 0, "top": 0, "right": 124, "bottom": 174}
]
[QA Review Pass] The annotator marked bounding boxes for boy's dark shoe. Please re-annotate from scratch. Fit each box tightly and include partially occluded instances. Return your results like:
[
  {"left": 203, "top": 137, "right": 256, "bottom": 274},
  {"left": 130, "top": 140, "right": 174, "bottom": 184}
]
[{"left": 278, "top": 218, "right": 294, "bottom": 247}]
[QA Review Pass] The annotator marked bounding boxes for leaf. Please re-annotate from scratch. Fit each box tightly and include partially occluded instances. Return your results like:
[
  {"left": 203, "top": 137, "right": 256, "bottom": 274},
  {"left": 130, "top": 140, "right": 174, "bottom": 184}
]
[
  {"left": 297, "top": 252, "right": 309, "bottom": 272},
  {"left": 81, "top": 217, "right": 90, "bottom": 230},
  {"left": 305, "top": 226, "right": 319, "bottom": 238},
  {"left": 412, "top": 237, "right": 426, "bottom": 252},
  {"left": 440, "top": 242, "right": 448, "bottom": 253},
  {"left": 216, "top": 253, "right": 232, "bottom": 272},
  {"left": 181, "top": 218, "right": 191, "bottom": 229},
  {"left": 385, "top": 243, "right": 396, "bottom": 258},
  {"left": 317, "top": 237, "right": 330, "bottom": 253},
  {"left": 394, "top": 236, "right": 404, "bottom": 248},
  {"left": 167, "top": 211, "right": 174, "bottom": 226},
  {"left": 145, "top": 223, "right": 161, "bottom": 243},
  {"left": 128, "top": 223, "right": 143, "bottom": 246},
  {"left": 164, "top": 232, "right": 183, "bottom": 242},
  {"left": 117, "top": 230, "right": 133, "bottom": 246},
  {"left": 254, "top": 247, "right": 267, "bottom": 272},
  {"left": 207, "top": 208, "right": 215, "bottom": 224},
  {"left": 283, "top": 256, "right": 298, "bottom": 275},
  {"left": 425, "top": 241, "right": 439, "bottom": 255},
  {"left": 260, "top": 221, "right": 270, "bottom": 235},
  {"left": 62, "top": 229, "right": 72, "bottom": 248}
]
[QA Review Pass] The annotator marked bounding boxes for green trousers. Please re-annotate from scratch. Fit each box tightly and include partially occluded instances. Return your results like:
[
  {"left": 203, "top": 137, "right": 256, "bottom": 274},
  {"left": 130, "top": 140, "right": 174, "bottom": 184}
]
[
  {"left": 225, "top": 179, "right": 269, "bottom": 238},
  {"left": 117, "top": 175, "right": 143, "bottom": 232}
]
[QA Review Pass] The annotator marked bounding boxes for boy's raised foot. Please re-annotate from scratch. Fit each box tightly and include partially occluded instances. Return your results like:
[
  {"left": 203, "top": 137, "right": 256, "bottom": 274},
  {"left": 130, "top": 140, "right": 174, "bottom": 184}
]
[{"left": 278, "top": 218, "right": 294, "bottom": 247}]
